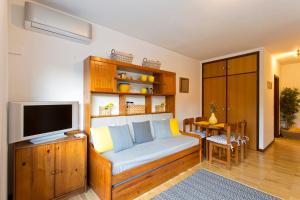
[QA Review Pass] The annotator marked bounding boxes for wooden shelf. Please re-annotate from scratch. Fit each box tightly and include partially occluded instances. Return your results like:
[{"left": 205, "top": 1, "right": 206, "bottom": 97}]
[
  {"left": 115, "top": 77, "right": 161, "bottom": 85},
  {"left": 91, "top": 91, "right": 175, "bottom": 96},
  {"left": 91, "top": 112, "right": 170, "bottom": 118}
]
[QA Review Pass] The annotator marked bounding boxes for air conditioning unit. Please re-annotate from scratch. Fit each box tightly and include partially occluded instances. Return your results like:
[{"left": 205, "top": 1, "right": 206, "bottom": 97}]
[{"left": 24, "top": 2, "right": 92, "bottom": 44}]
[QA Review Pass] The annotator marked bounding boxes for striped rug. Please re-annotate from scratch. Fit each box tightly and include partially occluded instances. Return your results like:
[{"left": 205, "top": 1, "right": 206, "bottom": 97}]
[{"left": 153, "top": 170, "right": 280, "bottom": 200}]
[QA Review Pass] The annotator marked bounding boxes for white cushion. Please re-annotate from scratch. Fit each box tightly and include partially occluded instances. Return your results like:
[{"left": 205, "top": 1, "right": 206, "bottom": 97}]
[{"left": 206, "top": 135, "right": 236, "bottom": 145}]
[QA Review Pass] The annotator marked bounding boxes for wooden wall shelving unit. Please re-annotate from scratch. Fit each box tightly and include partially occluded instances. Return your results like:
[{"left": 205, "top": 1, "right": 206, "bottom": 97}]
[{"left": 84, "top": 56, "right": 176, "bottom": 134}]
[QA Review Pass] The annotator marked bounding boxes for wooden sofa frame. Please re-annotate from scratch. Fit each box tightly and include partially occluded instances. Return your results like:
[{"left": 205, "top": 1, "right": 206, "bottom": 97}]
[{"left": 89, "top": 132, "right": 202, "bottom": 200}]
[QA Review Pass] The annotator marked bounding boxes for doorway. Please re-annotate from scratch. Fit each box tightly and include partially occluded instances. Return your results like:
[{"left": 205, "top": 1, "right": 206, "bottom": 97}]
[{"left": 274, "top": 75, "right": 280, "bottom": 137}]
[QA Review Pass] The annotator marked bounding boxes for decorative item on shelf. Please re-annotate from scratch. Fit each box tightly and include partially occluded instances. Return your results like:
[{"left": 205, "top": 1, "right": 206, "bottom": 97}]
[
  {"left": 209, "top": 103, "right": 218, "bottom": 125},
  {"left": 111, "top": 49, "right": 133, "bottom": 63},
  {"left": 118, "top": 72, "right": 127, "bottom": 80},
  {"left": 148, "top": 87, "right": 153, "bottom": 94},
  {"left": 155, "top": 102, "right": 166, "bottom": 112},
  {"left": 140, "top": 87, "right": 147, "bottom": 94},
  {"left": 142, "top": 58, "right": 161, "bottom": 69},
  {"left": 126, "top": 101, "right": 145, "bottom": 114},
  {"left": 119, "top": 82, "right": 130, "bottom": 93},
  {"left": 148, "top": 75, "right": 155, "bottom": 83},
  {"left": 140, "top": 75, "right": 148, "bottom": 82},
  {"left": 99, "top": 103, "right": 114, "bottom": 116}
]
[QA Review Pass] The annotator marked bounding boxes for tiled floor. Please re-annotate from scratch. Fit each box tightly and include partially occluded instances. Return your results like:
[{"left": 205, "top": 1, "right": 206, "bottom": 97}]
[{"left": 71, "top": 136, "right": 300, "bottom": 200}]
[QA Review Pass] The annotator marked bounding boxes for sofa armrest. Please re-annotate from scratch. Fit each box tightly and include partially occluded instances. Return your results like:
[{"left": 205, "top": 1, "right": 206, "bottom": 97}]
[
  {"left": 89, "top": 144, "right": 112, "bottom": 200},
  {"left": 180, "top": 131, "right": 203, "bottom": 162}
]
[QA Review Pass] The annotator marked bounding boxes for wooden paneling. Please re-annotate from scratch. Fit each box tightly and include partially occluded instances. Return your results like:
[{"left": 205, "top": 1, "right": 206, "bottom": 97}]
[
  {"left": 55, "top": 139, "right": 86, "bottom": 197},
  {"left": 91, "top": 61, "right": 117, "bottom": 92},
  {"left": 227, "top": 54, "right": 257, "bottom": 75},
  {"left": 203, "top": 60, "right": 226, "bottom": 78},
  {"left": 203, "top": 77, "right": 226, "bottom": 122},
  {"left": 15, "top": 144, "right": 55, "bottom": 200},
  {"left": 227, "top": 73, "right": 257, "bottom": 150}
]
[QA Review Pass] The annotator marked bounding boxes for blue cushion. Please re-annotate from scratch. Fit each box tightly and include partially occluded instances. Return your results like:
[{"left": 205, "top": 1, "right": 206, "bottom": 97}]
[
  {"left": 152, "top": 119, "right": 172, "bottom": 139},
  {"left": 109, "top": 125, "right": 134, "bottom": 153},
  {"left": 132, "top": 121, "right": 153, "bottom": 144}
]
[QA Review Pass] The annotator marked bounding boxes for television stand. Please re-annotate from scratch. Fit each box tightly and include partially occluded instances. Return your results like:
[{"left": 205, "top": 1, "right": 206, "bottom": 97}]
[{"left": 30, "top": 133, "right": 67, "bottom": 144}]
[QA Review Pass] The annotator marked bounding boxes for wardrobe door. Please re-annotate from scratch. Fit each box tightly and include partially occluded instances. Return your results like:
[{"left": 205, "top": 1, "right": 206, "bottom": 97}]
[
  {"left": 227, "top": 54, "right": 257, "bottom": 75},
  {"left": 203, "top": 77, "right": 226, "bottom": 122},
  {"left": 227, "top": 73, "right": 257, "bottom": 150},
  {"left": 203, "top": 60, "right": 226, "bottom": 78}
]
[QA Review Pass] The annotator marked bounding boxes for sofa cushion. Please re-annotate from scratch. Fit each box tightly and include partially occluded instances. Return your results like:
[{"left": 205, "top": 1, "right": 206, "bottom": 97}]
[
  {"left": 102, "top": 135, "right": 199, "bottom": 175},
  {"left": 90, "top": 127, "right": 113, "bottom": 153},
  {"left": 132, "top": 121, "right": 153, "bottom": 144},
  {"left": 170, "top": 118, "right": 180, "bottom": 136},
  {"left": 109, "top": 125, "right": 134, "bottom": 153},
  {"left": 152, "top": 119, "right": 172, "bottom": 139}
]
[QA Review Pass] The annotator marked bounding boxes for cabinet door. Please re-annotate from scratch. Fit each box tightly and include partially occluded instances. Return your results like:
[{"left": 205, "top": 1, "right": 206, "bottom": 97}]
[
  {"left": 227, "top": 54, "right": 257, "bottom": 75},
  {"left": 227, "top": 73, "right": 257, "bottom": 150},
  {"left": 55, "top": 139, "right": 86, "bottom": 197},
  {"left": 159, "top": 73, "right": 176, "bottom": 95},
  {"left": 203, "top": 60, "right": 226, "bottom": 78},
  {"left": 15, "top": 144, "right": 55, "bottom": 200},
  {"left": 91, "top": 61, "right": 117, "bottom": 92},
  {"left": 203, "top": 77, "right": 226, "bottom": 123}
]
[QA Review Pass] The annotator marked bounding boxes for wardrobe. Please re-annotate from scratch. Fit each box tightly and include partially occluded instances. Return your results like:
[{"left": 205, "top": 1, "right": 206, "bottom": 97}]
[{"left": 202, "top": 52, "right": 258, "bottom": 150}]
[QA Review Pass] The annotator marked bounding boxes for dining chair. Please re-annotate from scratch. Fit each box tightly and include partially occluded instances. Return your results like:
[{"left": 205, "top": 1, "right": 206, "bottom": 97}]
[
  {"left": 195, "top": 116, "right": 208, "bottom": 131},
  {"left": 206, "top": 124, "right": 239, "bottom": 169},
  {"left": 182, "top": 118, "right": 205, "bottom": 161}
]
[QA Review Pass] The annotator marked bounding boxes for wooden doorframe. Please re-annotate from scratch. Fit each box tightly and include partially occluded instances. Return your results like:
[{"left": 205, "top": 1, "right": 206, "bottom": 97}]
[
  {"left": 274, "top": 75, "right": 280, "bottom": 138},
  {"left": 201, "top": 51, "right": 260, "bottom": 150}
]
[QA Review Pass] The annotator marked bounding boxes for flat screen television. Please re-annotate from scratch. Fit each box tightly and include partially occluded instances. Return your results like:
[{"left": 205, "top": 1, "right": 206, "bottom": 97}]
[{"left": 9, "top": 101, "right": 79, "bottom": 143}]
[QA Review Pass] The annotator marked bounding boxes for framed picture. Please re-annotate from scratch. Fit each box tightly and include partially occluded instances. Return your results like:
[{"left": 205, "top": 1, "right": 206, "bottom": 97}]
[{"left": 179, "top": 77, "right": 189, "bottom": 93}]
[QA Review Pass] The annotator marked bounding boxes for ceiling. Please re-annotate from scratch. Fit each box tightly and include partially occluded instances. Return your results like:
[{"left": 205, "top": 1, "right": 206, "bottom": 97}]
[{"left": 33, "top": 0, "right": 300, "bottom": 61}]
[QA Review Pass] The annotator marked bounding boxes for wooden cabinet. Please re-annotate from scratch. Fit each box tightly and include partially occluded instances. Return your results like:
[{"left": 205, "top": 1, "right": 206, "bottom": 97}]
[
  {"left": 227, "top": 54, "right": 257, "bottom": 75},
  {"left": 15, "top": 144, "right": 55, "bottom": 200},
  {"left": 158, "top": 72, "right": 176, "bottom": 95},
  {"left": 14, "top": 136, "right": 87, "bottom": 200},
  {"left": 227, "top": 73, "right": 257, "bottom": 150},
  {"left": 203, "top": 60, "right": 226, "bottom": 78},
  {"left": 91, "top": 61, "right": 117, "bottom": 92},
  {"left": 202, "top": 52, "right": 258, "bottom": 150},
  {"left": 203, "top": 77, "right": 226, "bottom": 123}
]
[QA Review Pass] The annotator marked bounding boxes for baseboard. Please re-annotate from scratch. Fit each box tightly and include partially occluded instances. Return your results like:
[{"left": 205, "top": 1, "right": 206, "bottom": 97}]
[{"left": 258, "top": 140, "right": 275, "bottom": 152}]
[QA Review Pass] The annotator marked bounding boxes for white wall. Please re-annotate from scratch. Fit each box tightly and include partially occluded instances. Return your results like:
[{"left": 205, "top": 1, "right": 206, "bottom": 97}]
[
  {"left": 280, "top": 62, "right": 300, "bottom": 128},
  {"left": 200, "top": 48, "right": 279, "bottom": 150},
  {"left": 8, "top": 0, "right": 201, "bottom": 130},
  {"left": 261, "top": 49, "right": 280, "bottom": 149},
  {"left": 0, "top": 0, "right": 8, "bottom": 199}
]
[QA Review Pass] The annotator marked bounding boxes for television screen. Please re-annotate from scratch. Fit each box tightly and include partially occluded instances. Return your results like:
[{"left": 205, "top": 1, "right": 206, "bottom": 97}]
[{"left": 23, "top": 105, "right": 73, "bottom": 137}]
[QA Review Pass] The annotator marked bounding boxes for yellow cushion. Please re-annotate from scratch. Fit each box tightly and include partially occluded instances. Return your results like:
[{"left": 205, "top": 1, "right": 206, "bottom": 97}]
[
  {"left": 195, "top": 121, "right": 210, "bottom": 125},
  {"left": 170, "top": 118, "right": 180, "bottom": 136},
  {"left": 90, "top": 127, "right": 114, "bottom": 153}
]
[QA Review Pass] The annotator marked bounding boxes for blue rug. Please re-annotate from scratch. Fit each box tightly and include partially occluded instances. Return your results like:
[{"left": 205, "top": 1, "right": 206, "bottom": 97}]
[{"left": 153, "top": 170, "right": 280, "bottom": 200}]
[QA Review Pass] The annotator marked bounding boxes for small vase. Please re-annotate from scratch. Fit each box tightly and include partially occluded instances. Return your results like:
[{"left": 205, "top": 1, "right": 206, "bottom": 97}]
[{"left": 209, "top": 113, "right": 218, "bottom": 125}]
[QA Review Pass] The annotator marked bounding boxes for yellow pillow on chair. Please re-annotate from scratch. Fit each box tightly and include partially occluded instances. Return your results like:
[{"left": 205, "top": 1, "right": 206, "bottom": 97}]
[
  {"left": 90, "top": 127, "right": 114, "bottom": 153},
  {"left": 170, "top": 118, "right": 180, "bottom": 136}
]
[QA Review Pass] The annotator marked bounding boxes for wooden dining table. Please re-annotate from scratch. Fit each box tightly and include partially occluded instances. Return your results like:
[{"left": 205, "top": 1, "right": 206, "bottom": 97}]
[{"left": 193, "top": 122, "right": 225, "bottom": 160}]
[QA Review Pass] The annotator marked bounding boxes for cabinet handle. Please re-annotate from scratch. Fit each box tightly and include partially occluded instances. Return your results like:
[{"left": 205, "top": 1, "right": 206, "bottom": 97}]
[
  {"left": 22, "top": 162, "right": 26, "bottom": 166},
  {"left": 228, "top": 107, "right": 231, "bottom": 111},
  {"left": 51, "top": 170, "right": 55, "bottom": 175}
]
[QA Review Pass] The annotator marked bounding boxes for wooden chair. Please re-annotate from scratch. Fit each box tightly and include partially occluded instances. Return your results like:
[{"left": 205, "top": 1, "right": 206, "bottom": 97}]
[
  {"left": 207, "top": 124, "right": 239, "bottom": 169},
  {"left": 195, "top": 116, "right": 208, "bottom": 131},
  {"left": 236, "top": 121, "right": 247, "bottom": 161},
  {"left": 182, "top": 118, "right": 204, "bottom": 162}
]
